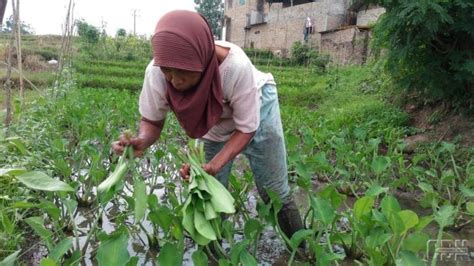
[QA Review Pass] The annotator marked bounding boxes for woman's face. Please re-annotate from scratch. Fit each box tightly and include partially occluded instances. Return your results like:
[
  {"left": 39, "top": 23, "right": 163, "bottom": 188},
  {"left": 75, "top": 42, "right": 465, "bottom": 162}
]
[{"left": 160, "top": 67, "right": 202, "bottom": 91}]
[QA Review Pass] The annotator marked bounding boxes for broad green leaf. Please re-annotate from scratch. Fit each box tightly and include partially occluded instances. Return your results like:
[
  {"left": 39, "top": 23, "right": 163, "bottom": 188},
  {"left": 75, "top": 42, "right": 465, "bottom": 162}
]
[
  {"left": 230, "top": 240, "right": 250, "bottom": 266},
  {"left": 204, "top": 201, "right": 217, "bottom": 220},
  {"left": 398, "top": 210, "right": 419, "bottom": 234},
  {"left": 381, "top": 195, "right": 401, "bottom": 216},
  {"left": 403, "top": 232, "right": 430, "bottom": 253},
  {"left": 415, "top": 216, "right": 433, "bottom": 231},
  {"left": 354, "top": 196, "right": 374, "bottom": 220},
  {"left": 157, "top": 243, "right": 183, "bottom": 266},
  {"left": 310, "top": 196, "right": 336, "bottom": 226},
  {"left": 395, "top": 250, "right": 425, "bottom": 266},
  {"left": 49, "top": 237, "right": 73, "bottom": 262},
  {"left": 434, "top": 205, "right": 455, "bottom": 228},
  {"left": 0, "top": 168, "right": 26, "bottom": 176},
  {"left": 96, "top": 232, "right": 129, "bottom": 266},
  {"left": 440, "top": 142, "right": 455, "bottom": 154},
  {"left": 218, "top": 259, "right": 231, "bottom": 266},
  {"left": 244, "top": 219, "right": 263, "bottom": 239},
  {"left": 194, "top": 211, "right": 216, "bottom": 241},
  {"left": 239, "top": 250, "right": 257, "bottom": 266},
  {"left": 365, "top": 185, "right": 388, "bottom": 197},
  {"left": 192, "top": 229, "right": 213, "bottom": 246},
  {"left": 15, "top": 171, "right": 74, "bottom": 192},
  {"left": 149, "top": 206, "right": 172, "bottom": 232},
  {"left": 12, "top": 201, "right": 36, "bottom": 209},
  {"left": 0, "top": 250, "right": 21, "bottom": 266},
  {"left": 318, "top": 185, "right": 346, "bottom": 209},
  {"left": 267, "top": 190, "right": 282, "bottom": 212},
  {"left": 134, "top": 179, "right": 147, "bottom": 223},
  {"left": 203, "top": 172, "right": 235, "bottom": 214},
  {"left": 222, "top": 220, "right": 235, "bottom": 241},
  {"left": 371, "top": 156, "right": 390, "bottom": 175},
  {"left": 62, "top": 249, "right": 80, "bottom": 266},
  {"left": 182, "top": 198, "right": 195, "bottom": 236},
  {"left": 125, "top": 257, "right": 139, "bottom": 266},
  {"left": 388, "top": 212, "right": 405, "bottom": 235},
  {"left": 64, "top": 199, "right": 77, "bottom": 216},
  {"left": 192, "top": 249, "right": 208, "bottom": 266},
  {"left": 289, "top": 229, "right": 313, "bottom": 250},
  {"left": 314, "top": 244, "right": 345, "bottom": 265},
  {"left": 365, "top": 228, "right": 392, "bottom": 249},
  {"left": 97, "top": 160, "right": 128, "bottom": 194},
  {"left": 39, "top": 258, "right": 56, "bottom": 266},
  {"left": 6, "top": 137, "right": 28, "bottom": 155},
  {"left": 466, "top": 202, "right": 474, "bottom": 216},
  {"left": 25, "top": 217, "right": 53, "bottom": 249},
  {"left": 418, "top": 182, "right": 434, "bottom": 193},
  {"left": 460, "top": 185, "right": 474, "bottom": 198}
]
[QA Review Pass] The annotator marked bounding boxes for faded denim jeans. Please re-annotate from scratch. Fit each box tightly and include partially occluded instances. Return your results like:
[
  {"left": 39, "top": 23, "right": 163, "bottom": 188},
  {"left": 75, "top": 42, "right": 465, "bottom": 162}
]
[{"left": 202, "top": 83, "right": 291, "bottom": 204}]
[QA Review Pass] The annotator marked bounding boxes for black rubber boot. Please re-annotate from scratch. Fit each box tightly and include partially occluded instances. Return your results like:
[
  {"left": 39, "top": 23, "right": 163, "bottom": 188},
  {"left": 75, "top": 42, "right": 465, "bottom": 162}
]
[{"left": 277, "top": 199, "right": 305, "bottom": 246}]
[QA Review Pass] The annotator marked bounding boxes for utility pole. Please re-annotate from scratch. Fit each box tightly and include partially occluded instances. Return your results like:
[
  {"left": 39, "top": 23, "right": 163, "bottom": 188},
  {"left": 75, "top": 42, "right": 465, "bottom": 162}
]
[{"left": 131, "top": 9, "right": 140, "bottom": 36}]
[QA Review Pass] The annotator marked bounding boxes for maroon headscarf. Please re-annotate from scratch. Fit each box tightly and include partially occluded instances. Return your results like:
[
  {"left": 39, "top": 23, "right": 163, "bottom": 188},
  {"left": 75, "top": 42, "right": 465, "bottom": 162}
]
[{"left": 152, "top": 10, "right": 223, "bottom": 138}]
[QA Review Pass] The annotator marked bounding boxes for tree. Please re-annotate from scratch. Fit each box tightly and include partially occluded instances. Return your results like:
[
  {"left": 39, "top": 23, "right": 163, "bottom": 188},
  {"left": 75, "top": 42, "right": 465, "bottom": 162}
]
[
  {"left": 76, "top": 19, "right": 100, "bottom": 44},
  {"left": 195, "top": 0, "right": 224, "bottom": 39},
  {"left": 1, "top": 14, "right": 32, "bottom": 34},
  {"left": 0, "top": 0, "right": 7, "bottom": 26},
  {"left": 116, "top": 28, "right": 127, "bottom": 38},
  {"left": 364, "top": 0, "right": 474, "bottom": 102}
]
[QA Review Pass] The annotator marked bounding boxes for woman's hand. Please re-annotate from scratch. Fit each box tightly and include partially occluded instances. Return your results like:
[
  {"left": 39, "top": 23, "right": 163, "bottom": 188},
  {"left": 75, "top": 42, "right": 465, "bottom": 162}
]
[
  {"left": 111, "top": 134, "right": 148, "bottom": 157},
  {"left": 179, "top": 161, "right": 220, "bottom": 181},
  {"left": 111, "top": 118, "right": 164, "bottom": 158}
]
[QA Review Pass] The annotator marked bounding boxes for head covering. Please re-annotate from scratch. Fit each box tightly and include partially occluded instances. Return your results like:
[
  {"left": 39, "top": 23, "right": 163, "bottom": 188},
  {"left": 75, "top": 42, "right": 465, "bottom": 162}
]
[{"left": 152, "top": 10, "right": 223, "bottom": 138}]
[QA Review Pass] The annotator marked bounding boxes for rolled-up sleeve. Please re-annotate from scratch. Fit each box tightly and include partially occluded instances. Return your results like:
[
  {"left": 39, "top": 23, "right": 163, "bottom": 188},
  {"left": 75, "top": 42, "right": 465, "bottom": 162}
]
[
  {"left": 229, "top": 61, "right": 260, "bottom": 133},
  {"left": 139, "top": 63, "right": 170, "bottom": 121}
]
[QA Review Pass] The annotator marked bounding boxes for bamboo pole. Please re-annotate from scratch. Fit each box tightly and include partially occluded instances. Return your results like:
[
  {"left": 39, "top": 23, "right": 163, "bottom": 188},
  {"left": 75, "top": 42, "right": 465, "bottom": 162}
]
[
  {"left": 13, "top": 0, "right": 24, "bottom": 104},
  {"left": 3, "top": 20, "right": 15, "bottom": 128},
  {"left": 54, "top": 0, "right": 74, "bottom": 96}
]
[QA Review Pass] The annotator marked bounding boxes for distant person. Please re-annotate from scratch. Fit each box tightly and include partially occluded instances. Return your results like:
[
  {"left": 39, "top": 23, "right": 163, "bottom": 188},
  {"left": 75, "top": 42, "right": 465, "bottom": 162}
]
[
  {"left": 112, "top": 10, "right": 304, "bottom": 246},
  {"left": 304, "top": 16, "right": 313, "bottom": 42}
]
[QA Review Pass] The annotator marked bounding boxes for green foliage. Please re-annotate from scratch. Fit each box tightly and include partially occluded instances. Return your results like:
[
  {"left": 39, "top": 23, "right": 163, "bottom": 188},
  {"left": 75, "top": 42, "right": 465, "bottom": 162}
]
[
  {"left": 1, "top": 15, "right": 33, "bottom": 34},
  {"left": 291, "top": 41, "right": 330, "bottom": 72},
  {"left": 365, "top": 0, "right": 474, "bottom": 102},
  {"left": 195, "top": 0, "right": 224, "bottom": 38}
]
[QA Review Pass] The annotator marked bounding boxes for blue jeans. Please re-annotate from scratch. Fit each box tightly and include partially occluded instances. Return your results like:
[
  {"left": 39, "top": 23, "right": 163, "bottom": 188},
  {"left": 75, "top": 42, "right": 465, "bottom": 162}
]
[{"left": 202, "top": 84, "right": 291, "bottom": 204}]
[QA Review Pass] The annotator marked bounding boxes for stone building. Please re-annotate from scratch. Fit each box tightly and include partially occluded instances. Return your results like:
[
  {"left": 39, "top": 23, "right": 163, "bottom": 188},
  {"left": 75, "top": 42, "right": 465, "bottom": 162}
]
[{"left": 223, "top": 0, "right": 385, "bottom": 64}]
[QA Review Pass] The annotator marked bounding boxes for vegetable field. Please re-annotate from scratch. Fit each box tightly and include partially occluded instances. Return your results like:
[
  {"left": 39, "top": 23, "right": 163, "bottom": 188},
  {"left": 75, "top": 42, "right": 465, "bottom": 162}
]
[{"left": 1, "top": 37, "right": 473, "bottom": 266}]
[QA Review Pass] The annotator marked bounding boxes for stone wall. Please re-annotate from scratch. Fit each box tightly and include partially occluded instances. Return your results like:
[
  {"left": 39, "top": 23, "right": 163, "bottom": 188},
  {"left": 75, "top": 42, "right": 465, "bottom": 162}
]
[
  {"left": 320, "top": 27, "right": 370, "bottom": 65},
  {"left": 224, "top": 1, "right": 384, "bottom": 64},
  {"left": 357, "top": 7, "right": 385, "bottom": 26},
  {"left": 224, "top": 0, "right": 350, "bottom": 54}
]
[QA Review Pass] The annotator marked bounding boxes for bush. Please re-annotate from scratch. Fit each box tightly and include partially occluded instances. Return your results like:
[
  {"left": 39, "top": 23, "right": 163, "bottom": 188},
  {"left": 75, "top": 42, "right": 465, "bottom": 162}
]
[
  {"left": 291, "top": 41, "right": 330, "bottom": 72},
  {"left": 243, "top": 48, "right": 275, "bottom": 60},
  {"left": 365, "top": 0, "right": 474, "bottom": 102}
]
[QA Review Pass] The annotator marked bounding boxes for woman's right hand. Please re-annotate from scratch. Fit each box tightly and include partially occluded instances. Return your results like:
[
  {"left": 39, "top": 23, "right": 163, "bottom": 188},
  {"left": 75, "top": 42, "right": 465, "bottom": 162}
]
[{"left": 111, "top": 134, "right": 147, "bottom": 157}]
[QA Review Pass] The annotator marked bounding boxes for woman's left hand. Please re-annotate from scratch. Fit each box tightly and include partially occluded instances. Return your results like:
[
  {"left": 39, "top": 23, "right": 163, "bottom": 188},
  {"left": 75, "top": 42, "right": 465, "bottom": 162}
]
[{"left": 202, "top": 162, "right": 220, "bottom": 176}]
